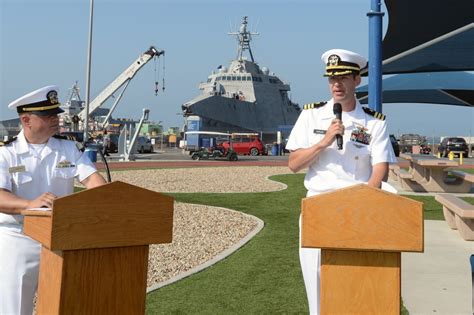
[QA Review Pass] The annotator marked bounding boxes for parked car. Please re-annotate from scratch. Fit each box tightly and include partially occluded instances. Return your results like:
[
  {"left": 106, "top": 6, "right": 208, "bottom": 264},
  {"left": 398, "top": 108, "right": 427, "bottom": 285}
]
[
  {"left": 136, "top": 136, "right": 153, "bottom": 153},
  {"left": 107, "top": 134, "right": 119, "bottom": 153},
  {"left": 437, "top": 137, "right": 469, "bottom": 157},
  {"left": 389, "top": 134, "right": 400, "bottom": 157},
  {"left": 222, "top": 134, "right": 266, "bottom": 156},
  {"left": 398, "top": 133, "right": 427, "bottom": 154}
]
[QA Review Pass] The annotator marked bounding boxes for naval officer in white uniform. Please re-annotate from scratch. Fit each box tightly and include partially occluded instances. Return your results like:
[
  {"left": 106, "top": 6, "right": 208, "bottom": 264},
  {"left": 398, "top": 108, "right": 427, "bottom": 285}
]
[
  {"left": 286, "top": 49, "right": 397, "bottom": 314},
  {"left": 0, "top": 86, "right": 106, "bottom": 315}
]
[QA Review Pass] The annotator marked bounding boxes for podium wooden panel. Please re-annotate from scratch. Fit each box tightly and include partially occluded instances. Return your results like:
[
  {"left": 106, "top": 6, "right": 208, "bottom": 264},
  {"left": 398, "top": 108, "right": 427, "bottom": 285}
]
[
  {"left": 22, "top": 181, "right": 174, "bottom": 315},
  {"left": 302, "top": 184, "right": 423, "bottom": 314}
]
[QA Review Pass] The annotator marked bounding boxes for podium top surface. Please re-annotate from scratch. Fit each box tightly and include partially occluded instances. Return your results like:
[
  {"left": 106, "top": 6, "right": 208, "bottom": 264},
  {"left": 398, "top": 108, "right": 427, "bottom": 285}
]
[
  {"left": 22, "top": 181, "right": 174, "bottom": 250},
  {"left": 22, "top": 210, "right": 52, "bottom": 217},
  {"left": 301, "top": 184, "right": 424, "bottom": 252}
]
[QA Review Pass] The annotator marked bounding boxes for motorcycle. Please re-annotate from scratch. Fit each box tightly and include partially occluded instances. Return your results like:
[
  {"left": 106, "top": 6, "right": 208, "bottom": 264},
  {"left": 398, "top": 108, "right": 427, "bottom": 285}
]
[{"left": 191, "top": 146, "right": 238, "bottom": 161}]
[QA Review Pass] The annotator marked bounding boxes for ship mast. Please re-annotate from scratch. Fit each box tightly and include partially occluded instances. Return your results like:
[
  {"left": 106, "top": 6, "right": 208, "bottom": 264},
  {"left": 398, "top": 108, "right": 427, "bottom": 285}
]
[
  {"left": 228, "top": 16, "right": 259, "bottom": 62},
  {"left": 66, "top": 81, "right": 82, "bottom": 103}
]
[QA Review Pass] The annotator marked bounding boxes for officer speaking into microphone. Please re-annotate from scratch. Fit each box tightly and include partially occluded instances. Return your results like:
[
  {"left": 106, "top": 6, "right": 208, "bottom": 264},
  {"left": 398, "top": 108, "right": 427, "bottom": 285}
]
[
  {"left": 0, "top": 85, "right": 106, "bottom": 315},
  {"left": 286, "top": 49, "right": 397, "bottom": 315}
]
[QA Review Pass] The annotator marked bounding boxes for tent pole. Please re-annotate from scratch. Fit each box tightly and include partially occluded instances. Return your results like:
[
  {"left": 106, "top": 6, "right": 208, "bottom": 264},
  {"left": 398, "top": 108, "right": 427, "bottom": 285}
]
[{"left": 367, "top": 0, "right": 384, "bottom": 113}]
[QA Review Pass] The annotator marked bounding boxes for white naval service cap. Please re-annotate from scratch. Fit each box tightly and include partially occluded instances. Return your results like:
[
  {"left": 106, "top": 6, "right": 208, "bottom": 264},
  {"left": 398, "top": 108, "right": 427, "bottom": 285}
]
[
  {"left": 321, "top": 49, "right": 367, "bottom": 77},
  {"left": 8, "top": 85, "right": 64, "bottom": 116}
]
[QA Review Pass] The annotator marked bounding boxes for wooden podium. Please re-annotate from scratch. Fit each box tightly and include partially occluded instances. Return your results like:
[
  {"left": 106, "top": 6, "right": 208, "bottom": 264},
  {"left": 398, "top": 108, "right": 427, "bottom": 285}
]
[
  {"left": 301, "top": 184, "right": 423, "bottom": 314},
  {"left": 21, "top": 181, "right": 174, "bottom": 314}
]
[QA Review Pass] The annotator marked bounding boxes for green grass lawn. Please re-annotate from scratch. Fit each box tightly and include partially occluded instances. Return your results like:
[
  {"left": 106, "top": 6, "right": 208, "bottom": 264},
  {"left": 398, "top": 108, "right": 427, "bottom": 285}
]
[
  {"left": 458, "top": 168, "right": 474, "bottom": 174},
  {"left": 74, "top": 172, "right": 473, "bottom": 314},
  {"left": 146, "top": 174, "right": 307, "bottom": 314},
  {"left": 145, "top": 174, "right": 464, "bottom": 314}
]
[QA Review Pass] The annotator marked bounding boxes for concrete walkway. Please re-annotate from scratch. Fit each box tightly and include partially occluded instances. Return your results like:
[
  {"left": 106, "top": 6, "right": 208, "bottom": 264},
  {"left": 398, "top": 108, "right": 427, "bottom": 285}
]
[
  {"left": 402, "top": 220, "right": 473, "bottom": 315},
  {"left": 385, "top": 178, "right": 474, "bottom": 314}
]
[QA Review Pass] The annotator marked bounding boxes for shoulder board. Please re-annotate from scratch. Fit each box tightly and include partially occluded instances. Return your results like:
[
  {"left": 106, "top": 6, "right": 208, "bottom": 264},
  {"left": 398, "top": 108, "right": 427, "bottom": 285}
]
[
  {"left": 53, "top": 134, "right": 76, "bottom": 141},
  {"left": 303, "top": 101, "right": 327, "bottom": 110},
  {"left": 53, "top": 135, "right": 84, "bottom": 151},
  {"left": 362, "top": 107, "right": 385, "bottom": 121},
  {"left": 0, "top": 137, "right": 17, "bottom": 146}
]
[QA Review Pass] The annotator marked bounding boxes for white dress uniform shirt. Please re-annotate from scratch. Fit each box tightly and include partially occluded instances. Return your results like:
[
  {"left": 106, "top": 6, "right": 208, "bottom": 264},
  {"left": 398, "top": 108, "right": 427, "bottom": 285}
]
[
  {"left": 0, "top": 130, "right": 97, "bottom": 315},
  {"left": 286, "top": 98, "right": 397, "bottom": 195},
  {"left": 0, "top": 130, "right": 97, "bottom": 224},
  {"left": 286, "top": 98, "right": 397, "bottom": 315}
]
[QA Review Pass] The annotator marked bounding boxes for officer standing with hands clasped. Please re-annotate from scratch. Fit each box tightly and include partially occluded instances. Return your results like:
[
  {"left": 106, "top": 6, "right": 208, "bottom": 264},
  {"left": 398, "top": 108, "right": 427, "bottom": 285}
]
[
  {"left": 286, "top": 49, "right": 397, "bottom": 314},
  {"left": 0, "top": 85, "right": 106, "bottom": 314}
]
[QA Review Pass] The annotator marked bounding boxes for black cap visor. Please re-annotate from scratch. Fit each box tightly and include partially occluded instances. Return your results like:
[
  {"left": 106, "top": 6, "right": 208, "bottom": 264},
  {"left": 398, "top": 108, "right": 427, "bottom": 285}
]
[{"left": 17, "top": 102, "right": 64, "bottom": 116}]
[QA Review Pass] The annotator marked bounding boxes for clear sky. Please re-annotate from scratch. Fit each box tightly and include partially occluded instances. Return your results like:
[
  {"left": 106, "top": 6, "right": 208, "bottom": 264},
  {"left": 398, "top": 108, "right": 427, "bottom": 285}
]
[{"left": 1, "top": 0, "right": 472, "bottom": 138}]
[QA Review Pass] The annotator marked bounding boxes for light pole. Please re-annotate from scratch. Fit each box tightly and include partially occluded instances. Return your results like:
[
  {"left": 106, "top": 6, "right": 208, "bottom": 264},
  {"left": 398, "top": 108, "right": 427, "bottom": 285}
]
[
  {"left": 157, "top": 121, "right": 163, "bottom": 151},
  {"left": 432, "top": 129, "right": 435, "bottom": 156},
  {"left": 83, "top": 0, "right": 94, "bottom": 142},
  {"left": 469, "top": 128, "right": 472, "bottom": 157}
]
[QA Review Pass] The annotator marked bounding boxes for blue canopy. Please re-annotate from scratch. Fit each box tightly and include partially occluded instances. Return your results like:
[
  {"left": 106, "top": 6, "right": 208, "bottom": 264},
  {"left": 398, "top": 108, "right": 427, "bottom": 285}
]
[
  {"left": 381, "top": 0, "right": 474, "bottom": 74},
  {"left": 356, "top": 72, "right": 474, "bottom": 107}
]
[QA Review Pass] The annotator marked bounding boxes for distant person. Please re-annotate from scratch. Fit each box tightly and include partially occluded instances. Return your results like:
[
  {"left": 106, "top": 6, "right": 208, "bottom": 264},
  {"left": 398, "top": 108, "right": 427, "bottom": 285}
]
[
  {"left": 286, "top": 49, "right": 397, "bottom": 314},
  {"left": 0, "top": 85, "right": 106, "bottom": 314},
  {"left": 103, "top": 132, "right": 111, "bottom": 156}
]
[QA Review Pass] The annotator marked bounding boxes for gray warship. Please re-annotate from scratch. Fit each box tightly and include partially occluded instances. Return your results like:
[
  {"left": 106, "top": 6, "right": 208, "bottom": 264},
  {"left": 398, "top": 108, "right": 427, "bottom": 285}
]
[{"left": 181, "top": 16, "right": 300, "bottom": 139}]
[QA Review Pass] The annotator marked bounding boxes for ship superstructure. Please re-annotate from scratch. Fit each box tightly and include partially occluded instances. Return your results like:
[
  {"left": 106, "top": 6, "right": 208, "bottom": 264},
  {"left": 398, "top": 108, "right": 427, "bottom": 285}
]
[{"left": 182, "top": 16, "right": 300, "bottom": 138}]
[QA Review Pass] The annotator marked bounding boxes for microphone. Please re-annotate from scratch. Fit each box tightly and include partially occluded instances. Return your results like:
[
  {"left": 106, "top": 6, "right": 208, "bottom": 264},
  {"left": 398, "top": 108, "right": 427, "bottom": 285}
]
[{"left": 333, "top": 103, "right": 343, "bottom": 150}]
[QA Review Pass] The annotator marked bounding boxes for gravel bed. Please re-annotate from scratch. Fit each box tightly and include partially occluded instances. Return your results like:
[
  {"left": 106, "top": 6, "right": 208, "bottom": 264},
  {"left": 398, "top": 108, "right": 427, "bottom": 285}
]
[
  {"left": 108, "top": 166, "right": 291, "bottom": 193},
  {"left": 86, "top": 166, "right": 294, "bottom": 289},
  {"left": 147, "top": 202, "right": 258, "bottom": 287}
]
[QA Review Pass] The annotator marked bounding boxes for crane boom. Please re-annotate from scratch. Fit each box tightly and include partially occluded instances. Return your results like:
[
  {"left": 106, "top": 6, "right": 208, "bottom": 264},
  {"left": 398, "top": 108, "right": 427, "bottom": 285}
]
[{"left": 78, "top": 46, "right": 164, "bottom": 121}]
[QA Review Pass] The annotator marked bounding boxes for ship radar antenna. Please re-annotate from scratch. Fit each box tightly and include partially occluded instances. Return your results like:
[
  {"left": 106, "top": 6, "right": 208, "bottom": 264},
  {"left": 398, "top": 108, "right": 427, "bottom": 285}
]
[
  {"left": 66, "top": 81, "right": 82, "bottom": 103},
  {"left": 228, "top": 16, "right": 259, "bottom": 62}
]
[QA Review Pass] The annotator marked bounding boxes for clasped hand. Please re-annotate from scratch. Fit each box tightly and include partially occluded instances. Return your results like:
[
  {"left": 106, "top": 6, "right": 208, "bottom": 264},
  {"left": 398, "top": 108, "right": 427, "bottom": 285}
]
[
  {"left": 26, "top": 192, "right": 57, "bottom": 209},
  {"left": 320, "top": 119, "right": 344, "bottom": 148}
]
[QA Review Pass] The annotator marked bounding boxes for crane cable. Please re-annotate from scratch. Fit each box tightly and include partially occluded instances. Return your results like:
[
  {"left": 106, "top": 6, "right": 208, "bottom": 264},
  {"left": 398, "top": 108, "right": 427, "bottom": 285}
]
[
  {"left": 154, "top": 53, "right": 166, "bottom": 95},
  {"left": 154, "top": 55, "right": 160, "bottom": 96},
  {"left": 162, "top": 53, "right": 166, "bottom": 92}
]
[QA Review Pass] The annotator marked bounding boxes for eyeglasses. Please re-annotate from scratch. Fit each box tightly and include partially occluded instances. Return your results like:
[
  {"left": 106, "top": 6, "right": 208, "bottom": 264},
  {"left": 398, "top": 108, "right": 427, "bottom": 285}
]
[
  {"left": 30, "top": 113, "right": 59, "bottom": 120},
  {"left": 328, "top": 75, "right": 356, "bottom": 84}
]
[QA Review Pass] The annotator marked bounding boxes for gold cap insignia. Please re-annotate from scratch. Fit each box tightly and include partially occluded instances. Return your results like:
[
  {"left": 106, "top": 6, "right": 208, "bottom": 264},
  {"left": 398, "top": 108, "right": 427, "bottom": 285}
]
[
  {"left": 47, "top": 90, "right": 59, "bottom": 105},
  {"left": 328, "top": 54, "right": 340, "bottom": 66}
]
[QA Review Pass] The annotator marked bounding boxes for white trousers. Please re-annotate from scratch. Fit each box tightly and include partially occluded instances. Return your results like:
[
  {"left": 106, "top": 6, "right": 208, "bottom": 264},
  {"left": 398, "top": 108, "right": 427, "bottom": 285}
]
[
  {"left": 299, "top": 182, "right": 397, "bottom": 315},
  {"left": 0, "top": 225, "right": 41, "bottom": 315},
  {"left": 299, "top": 215, "right": 321, "bottom": 315}
]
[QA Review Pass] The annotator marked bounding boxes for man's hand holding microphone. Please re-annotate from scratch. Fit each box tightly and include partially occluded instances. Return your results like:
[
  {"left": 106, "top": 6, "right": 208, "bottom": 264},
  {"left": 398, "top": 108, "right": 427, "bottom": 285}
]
[{"left": 319, "top": 103, "right": 344, "bottom": 150}]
